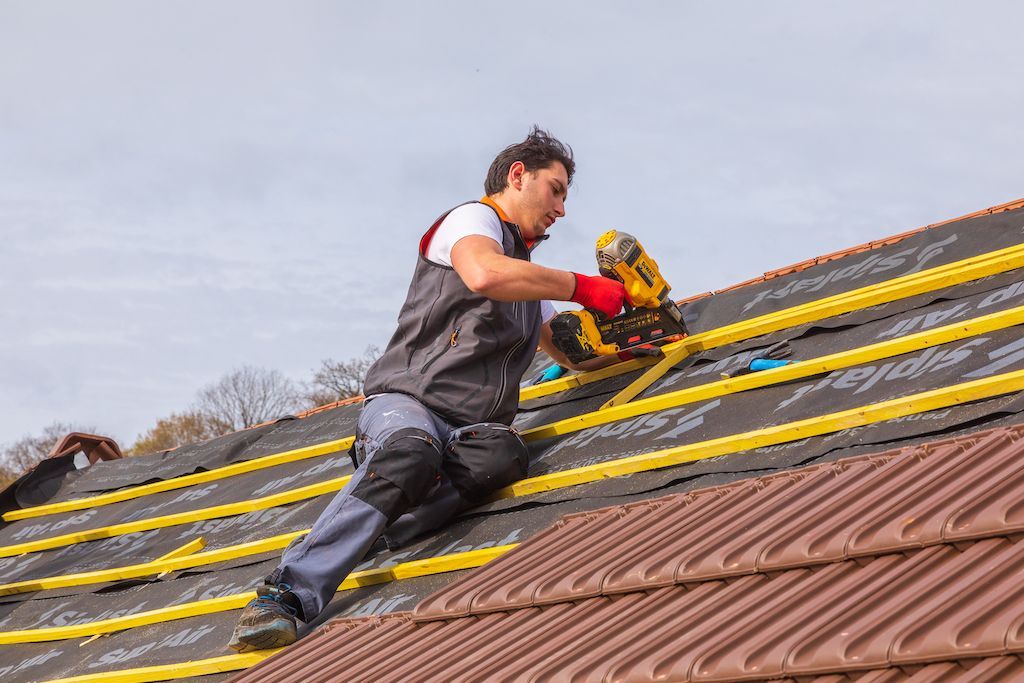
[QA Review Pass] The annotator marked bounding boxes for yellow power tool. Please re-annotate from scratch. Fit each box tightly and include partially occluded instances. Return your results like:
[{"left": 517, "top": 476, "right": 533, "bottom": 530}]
[{"left": 550, "top": 230, "right": 689, "bottom": 364}]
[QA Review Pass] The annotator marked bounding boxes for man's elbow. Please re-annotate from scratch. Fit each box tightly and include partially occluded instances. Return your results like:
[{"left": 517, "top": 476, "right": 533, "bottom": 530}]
[{"left": 462, "top": 269, "right": 500, "bottom": 296}]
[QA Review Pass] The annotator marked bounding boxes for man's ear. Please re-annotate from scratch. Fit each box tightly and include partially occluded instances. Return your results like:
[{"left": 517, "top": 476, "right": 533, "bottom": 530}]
[{"left": 507, "top": 161, "right": 526, "bottom": 190}]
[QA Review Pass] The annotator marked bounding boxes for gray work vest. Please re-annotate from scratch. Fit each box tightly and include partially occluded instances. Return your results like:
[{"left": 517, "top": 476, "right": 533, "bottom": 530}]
[{"left": 362, "top": 202, "right": 544, "bottom": 427}]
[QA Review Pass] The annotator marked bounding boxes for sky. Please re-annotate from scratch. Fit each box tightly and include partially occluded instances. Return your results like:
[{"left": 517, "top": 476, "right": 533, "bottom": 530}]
[{"left": 1, "top": 1, "right": 1023, "bottom": 447}]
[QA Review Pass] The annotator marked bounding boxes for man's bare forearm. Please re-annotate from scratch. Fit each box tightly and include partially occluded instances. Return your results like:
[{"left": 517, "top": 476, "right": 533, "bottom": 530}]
[
  {"left": 472, "top": 252, "right": 576, "bottom": 301},
  {"left": 452, "top": 237, "right": 576, "bottom": 302}
]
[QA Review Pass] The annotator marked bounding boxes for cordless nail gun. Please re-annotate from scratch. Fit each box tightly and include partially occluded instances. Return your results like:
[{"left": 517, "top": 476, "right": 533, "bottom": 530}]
[{"left": 550, "top": 230, "right": 688, "bottom": 364}]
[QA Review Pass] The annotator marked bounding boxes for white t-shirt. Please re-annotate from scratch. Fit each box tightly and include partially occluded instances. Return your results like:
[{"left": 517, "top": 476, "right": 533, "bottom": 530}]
[{"left": 425, "top": 203, "right": 558, "bottom": 323}]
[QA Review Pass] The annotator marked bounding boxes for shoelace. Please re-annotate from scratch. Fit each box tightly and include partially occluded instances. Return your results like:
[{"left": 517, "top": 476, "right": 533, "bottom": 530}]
[{"left": 256, "top": 583, "right": 298, "bottom": 617}]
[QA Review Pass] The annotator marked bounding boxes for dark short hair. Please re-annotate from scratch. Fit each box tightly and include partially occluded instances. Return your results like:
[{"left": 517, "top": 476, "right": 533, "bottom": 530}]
[{"left": 484, "top": 126, "right": 575, "bottom": 195}]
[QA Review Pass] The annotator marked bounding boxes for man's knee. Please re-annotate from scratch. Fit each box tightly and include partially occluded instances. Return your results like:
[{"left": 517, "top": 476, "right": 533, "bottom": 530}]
[
  {"left": 443, "top": 423, "right": 529, "bottom": 503},
  {"left": 352, "top": 428, "right": 442, "bottom": 521}
]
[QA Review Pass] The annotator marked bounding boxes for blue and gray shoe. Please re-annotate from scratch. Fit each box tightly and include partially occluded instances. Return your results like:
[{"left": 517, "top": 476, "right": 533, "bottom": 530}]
[{"left": 228, "top": 583, "right": 300, "bottom": 652}]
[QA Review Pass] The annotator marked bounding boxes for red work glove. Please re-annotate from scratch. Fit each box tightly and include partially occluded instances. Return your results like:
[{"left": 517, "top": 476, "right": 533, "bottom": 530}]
[{"left": 570, "top": 273, "right": 626, "bottom": 320}]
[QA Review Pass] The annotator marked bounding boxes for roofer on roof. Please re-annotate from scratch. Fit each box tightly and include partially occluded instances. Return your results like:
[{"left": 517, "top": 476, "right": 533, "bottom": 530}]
[{"left": 229, "top": 126, "right": 628, "bottom": 652}]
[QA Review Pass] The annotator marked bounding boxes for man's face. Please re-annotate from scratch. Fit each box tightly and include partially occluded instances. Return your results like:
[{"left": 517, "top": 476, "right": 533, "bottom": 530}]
[{"left": 516, "top": 162, "right": 568, "bottom": 240}]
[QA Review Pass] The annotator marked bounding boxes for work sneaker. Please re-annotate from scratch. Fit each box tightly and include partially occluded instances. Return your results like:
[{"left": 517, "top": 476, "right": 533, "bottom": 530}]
[{"left": 228, "top": 583, "right": 300, "bottom": 652}]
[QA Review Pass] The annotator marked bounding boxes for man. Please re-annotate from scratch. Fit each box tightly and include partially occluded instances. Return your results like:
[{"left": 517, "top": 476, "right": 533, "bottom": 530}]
[{"left": 229, "top": 127, "right": 627, "bottom": 652}]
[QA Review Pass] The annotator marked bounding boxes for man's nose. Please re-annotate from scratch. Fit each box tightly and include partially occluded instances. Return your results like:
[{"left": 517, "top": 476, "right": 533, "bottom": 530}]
[{"left": 554, "top": 198, "right": 565, "bottom": 217}]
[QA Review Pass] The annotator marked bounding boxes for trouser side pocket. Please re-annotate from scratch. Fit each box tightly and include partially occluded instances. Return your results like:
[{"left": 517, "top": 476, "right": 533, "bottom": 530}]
[{"left": 443, "top": 423, "right": 529, "bottom": 502}]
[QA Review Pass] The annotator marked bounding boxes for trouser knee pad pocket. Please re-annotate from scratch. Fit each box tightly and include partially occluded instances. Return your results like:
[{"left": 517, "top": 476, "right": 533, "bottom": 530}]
[
  {"left": 443, "top": 423, "right": 529, "bottom": 502},
  {"left": 355, "top": 428, "right": 442, "bottom": 509}
]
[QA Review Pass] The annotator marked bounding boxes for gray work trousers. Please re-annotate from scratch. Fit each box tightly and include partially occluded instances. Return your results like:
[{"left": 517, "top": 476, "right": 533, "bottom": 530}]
[{"left": 271, "top": 393, "right": 468, "bottom": 622}]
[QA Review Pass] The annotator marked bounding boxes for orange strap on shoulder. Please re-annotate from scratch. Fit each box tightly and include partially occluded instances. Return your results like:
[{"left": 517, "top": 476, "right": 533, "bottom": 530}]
[{"left": 479, "top": 195, "right": 511, "bottom": 222}]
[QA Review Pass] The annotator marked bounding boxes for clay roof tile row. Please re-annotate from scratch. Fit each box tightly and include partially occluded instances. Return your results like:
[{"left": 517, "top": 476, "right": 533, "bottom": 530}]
[
  {"left": 412, "top": 424, "right": 1024, "bottom": 619},
  {"left": 236, "top": 538, "right": 1024, "bottom": 681}
]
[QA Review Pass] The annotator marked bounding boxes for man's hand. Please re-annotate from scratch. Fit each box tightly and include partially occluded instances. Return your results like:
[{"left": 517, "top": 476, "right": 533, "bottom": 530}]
[{"left": 570, "top": 273, "right": 627, "bottom": 319}]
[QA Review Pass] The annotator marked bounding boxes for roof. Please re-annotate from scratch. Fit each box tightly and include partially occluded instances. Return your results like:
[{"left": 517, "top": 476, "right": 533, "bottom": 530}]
[
  {"left": 0, "top": 197, "right": 1023, "bottom": 682},
  {"left": 229, "top": 424, "right": 1024, "bottom": 682}
]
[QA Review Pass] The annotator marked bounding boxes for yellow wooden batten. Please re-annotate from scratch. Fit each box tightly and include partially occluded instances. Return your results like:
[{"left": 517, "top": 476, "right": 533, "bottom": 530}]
[
  {"left": 504, "top": 367, "right": 1024, "bottom": 497},
  {"left": 38, "top": 652, "right": 282, "bottom": 683},
  {"left": 521, "top": 304, "right": 1024, "bottom": 441},
  {"left": 0, "top": 532, "right": 301, "bottom": 596},
  {"left": 525, "top": 241, "right": 1024, "bottom": 403},
  {"left": 152, "top": 537, "right": 206, "bottom": 562},
  {"left": 0, "top": 545, "right": 515, "bottom": 644},
  {"left": 0, "top": 478, "right": 351, "bottom": 559},
  {"left": 601, "top": 241, "right": 1024, "bottom": 407}
]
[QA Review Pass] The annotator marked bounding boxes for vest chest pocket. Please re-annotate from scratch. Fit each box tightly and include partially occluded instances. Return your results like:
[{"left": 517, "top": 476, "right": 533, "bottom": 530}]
[{"left": 420, "top": 320, "right": 465, "bottom": 375}]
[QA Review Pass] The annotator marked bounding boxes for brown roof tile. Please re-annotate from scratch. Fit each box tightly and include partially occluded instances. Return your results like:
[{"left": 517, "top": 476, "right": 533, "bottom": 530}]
[
  {"left": 412, "top": 426, "right": 1024, "bottom": 619},
  {"left": 792, "top": 655, "right": 1024, "bottom": 681},
  {"left": 229, "top": 423, "right": 1024, "bottom": 683}
]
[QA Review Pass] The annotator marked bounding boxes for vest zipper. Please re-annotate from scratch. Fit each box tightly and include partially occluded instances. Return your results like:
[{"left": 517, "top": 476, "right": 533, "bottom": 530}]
[
  {"left": 486, "top": 228, "right": 533, "bottom": 420},
  {"left": 487, "top": 301, "right": 528, "bottom": 421}
]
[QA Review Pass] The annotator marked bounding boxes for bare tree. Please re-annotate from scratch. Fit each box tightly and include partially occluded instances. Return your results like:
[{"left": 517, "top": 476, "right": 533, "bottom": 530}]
[
  {"left": 303, "top": 346, "right": 381, "bottom": 408},
  {"left": 128, "top": 411, "right": 232, "bottom": 456},
  {"left": 196, "top": 365, "right": 300, "bottom": 431},
  {"left": 0, "top": 421, "right": 97, "bottom": 488}
]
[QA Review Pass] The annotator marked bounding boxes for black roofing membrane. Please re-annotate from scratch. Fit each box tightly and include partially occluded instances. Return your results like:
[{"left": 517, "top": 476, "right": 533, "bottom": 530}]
[
  {"left": 36, "top": 403, "right": 361, "bottom": 503},
  {"left": 514, "top": 270, "right": 1024, "bottom": 423},
  {"left": 229, "top": 405, "right": 360, "bottom": 461},
  {"left": 55, "top": 423, "right": 278, "bottom": 498},
  {"left": 517, "top": 266, "right": 1024, "bottom": 412},
  {"left": 0, "top": 611, "right": 242, "bottom": 683},
  {"left": 1, "top": 339, "right": 1020, "bottom": 587},
  {"left": 2, "top": 212, "right": 1024, "bottom": 680},
  {"left": 310, "top": 568, "right": 477, "bottom": 629},
  {"left": 0, "top": 560, "right": 271, "bottom": 632},
  {"left": 641, "top": 276, "right": 1024, "bottom": 400},
  {"left": 680, "top": 206, "right": 1024, "bottom": 333},
  {"left": 0, "top": 527, "right": 182, "bottom": 590},
  {"left": 485, "top": 393, "right": 1024, "bottom": 511},
  {"left": 516, "top": 327, "right": 1024, "bottom": 476},
  {"left": 0, "top": 451, "right": 353, "bottom": 549},
  {"left": 0, "top": 496, "right": 339, "bottom": 599},
  {"left": 11, "top": 318, "right": 1015, "bottom": 558}
]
